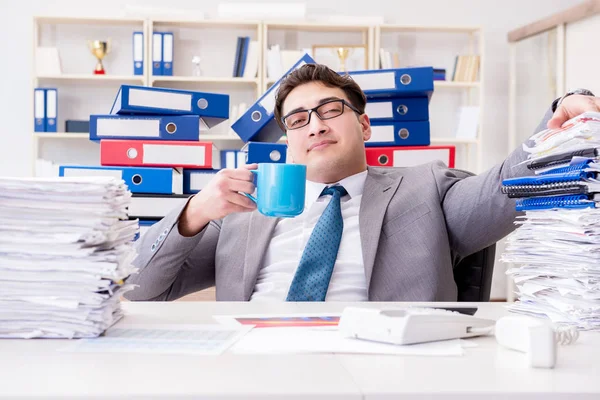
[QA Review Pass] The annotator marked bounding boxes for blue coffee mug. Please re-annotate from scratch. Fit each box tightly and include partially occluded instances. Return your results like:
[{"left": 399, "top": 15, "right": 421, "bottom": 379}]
[{"left": 244, "top": 163, "right": 306, "bottom": 217}]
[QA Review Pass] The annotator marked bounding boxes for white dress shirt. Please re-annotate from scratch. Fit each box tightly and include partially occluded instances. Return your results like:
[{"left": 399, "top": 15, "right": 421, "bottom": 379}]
[{"left": 250, "top": 170, "right": 368, "bottom": 302}]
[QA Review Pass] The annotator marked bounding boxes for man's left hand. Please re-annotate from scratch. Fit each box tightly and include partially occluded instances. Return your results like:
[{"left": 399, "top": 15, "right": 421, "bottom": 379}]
[{"left": 547, "top": 94, "right": 600, "bottom": 129}]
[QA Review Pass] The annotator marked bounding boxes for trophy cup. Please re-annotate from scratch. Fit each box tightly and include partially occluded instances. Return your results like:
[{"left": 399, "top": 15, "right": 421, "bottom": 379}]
[
  {"left": 335, "top": 47, "right": 352, "bottom": 72},
  {"left": 87, "top": 40, "right": 111, "bottom": 75}
]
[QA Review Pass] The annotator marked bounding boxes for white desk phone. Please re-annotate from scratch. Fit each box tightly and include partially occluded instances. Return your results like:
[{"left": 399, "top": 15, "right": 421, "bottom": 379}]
[{"left": 338, "top": 306, "right": 579, "bottom": 368}]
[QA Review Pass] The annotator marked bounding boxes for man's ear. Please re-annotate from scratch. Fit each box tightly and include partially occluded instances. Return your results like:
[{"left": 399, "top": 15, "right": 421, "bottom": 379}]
[{"left": 359, "top": 113, "right": 371, "bottom": 142}]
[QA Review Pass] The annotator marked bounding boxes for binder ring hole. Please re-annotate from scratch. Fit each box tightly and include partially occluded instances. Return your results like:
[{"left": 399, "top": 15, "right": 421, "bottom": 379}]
[
  {"left": 400, "top": 74, "right": 412, "bottom": 85},
  {"left": 197, "top": 98, "right": 208, "bottom": 109},
  {"left": 398, "top": 128, "right": 410, "bottom": 139},
  {"left": 165, "top": 122, "right": 177, "bottom": 134},
  {"left": 48, "top": 120, "right": 55, "bottom": 125},
  {"left": 396, "top": 104, "right": 408, "bottom": 115},
  {"left": 269, "top": 150, "right": 281, "bottom": 162},
  {"left": 132, "top": 174, "right": 143, "bottom": 185},
  {"left": 127, "top": 148, "right": 138, "bottom": 159},
  {"left": 251, "top": 111, "right": 262, "bottom": 122},
  {"left": 378, "top": 155, "right": 389, "bottom": 165}
]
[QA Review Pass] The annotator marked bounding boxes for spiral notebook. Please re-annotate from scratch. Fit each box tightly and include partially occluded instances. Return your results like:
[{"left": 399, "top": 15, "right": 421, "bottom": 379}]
[
  {"left": 502, "top": 168, "right": 600, "bottom": 198},
  {"left": 515, "top": 194, "right": 597, "bottom": 211},
  {"left": 526, "top": 147, "right": 599, "bottom": 173}
]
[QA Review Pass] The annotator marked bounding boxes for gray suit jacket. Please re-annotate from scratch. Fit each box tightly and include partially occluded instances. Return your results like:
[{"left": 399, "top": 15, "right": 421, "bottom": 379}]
[{"left": 125, "top": 110, "right": 553, "bottom": 302}]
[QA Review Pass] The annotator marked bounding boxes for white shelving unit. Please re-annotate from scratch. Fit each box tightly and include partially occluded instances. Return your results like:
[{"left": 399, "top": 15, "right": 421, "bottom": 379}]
[{"left": 32, "top": 15, "right": 485, "bottom": 174}]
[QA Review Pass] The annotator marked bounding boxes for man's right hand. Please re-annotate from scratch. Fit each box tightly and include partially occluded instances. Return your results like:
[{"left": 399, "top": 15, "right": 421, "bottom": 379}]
[{"left": 178, "top": 164, "right": 258, "bottom": 237}]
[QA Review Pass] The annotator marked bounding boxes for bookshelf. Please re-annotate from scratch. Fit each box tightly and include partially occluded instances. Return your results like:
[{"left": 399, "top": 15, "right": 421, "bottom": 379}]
[{"left": 31, "top": 15, "right": 485, "bottom": 174}]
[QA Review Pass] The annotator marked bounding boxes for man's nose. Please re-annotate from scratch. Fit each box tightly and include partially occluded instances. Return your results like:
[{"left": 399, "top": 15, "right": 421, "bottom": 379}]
[{"left": 308, "top": 112, "right": 328, "bottom": 137}]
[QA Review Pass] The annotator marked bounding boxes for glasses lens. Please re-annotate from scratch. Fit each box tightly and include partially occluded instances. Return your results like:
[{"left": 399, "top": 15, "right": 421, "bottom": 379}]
[
  {"left": 285, "top": 111, "right": 310, "bottom": 129},
  {"left": 317, "top": 101, "right": 344, "bottom": 120}
]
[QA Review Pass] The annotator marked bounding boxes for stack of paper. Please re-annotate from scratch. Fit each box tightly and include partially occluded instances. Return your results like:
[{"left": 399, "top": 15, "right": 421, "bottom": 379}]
[
  {"left": 0, "top": 176, "right": 139, "bottom": 339},
  {"left": 501, "top": 112, "right": 600, "bottom": 330}
]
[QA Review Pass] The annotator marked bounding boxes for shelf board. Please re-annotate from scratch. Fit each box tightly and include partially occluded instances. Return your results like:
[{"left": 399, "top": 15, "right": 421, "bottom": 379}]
[
  {"left": 151, "top": 18, "right": 261, "bottom": 29},
  {"left": 36, "top": 74, "right": 144, "bottom": 83},
  {"left": 34, "top": 15, "right": 145, "bottom": 25},
  {"left": 430, "top": 137, "right": 479, "bottom": 145},
  {"left": 434, "top": 81, "right": 480, "bottom": 89},
  {"left": 264, "top": 21, "right": 370, "bottom": 32},
  {"left": 380, "top": 24, "right": 481, "bottom": 33},
  {"left": 33, "top": 133, "right": 90, "bottom": 139},
  {"left": 151, "top": 76, "right": 260, "bottom": 85}
]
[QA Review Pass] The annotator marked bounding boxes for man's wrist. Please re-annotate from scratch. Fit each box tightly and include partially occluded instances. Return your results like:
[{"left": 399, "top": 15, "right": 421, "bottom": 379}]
[{"left": 552, "top": 88, "right": 595, "bottom": 112}]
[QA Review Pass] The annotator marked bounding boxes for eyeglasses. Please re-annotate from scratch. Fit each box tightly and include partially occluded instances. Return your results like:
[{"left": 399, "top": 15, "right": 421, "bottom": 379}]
[{"left": 281, "top": 99, "right": 361, "bottom": 130}]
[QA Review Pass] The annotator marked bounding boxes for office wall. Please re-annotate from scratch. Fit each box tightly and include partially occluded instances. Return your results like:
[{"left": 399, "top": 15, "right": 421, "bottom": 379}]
[{"left": 0, "top": 0, "right": 577, "bottom": 299}]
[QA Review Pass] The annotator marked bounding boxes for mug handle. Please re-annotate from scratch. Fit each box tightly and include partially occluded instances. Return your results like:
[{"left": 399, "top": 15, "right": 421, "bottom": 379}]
[{"left": 242, "top": 170, "right": 258, "bottom": 203}]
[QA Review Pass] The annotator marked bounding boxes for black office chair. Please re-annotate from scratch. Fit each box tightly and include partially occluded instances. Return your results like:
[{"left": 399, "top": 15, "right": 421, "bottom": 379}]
[{"left": 447, "top": 168, "right": 496, "bottom": 302}]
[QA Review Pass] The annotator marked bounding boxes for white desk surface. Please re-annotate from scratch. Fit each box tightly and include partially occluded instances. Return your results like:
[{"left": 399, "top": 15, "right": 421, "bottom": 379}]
[{"left": 1, "top": 301, "right": 599, "bottom": 400}]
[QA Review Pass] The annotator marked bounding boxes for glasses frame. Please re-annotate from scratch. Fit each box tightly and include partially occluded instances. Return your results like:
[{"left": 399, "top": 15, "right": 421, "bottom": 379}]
[{"left": 281, "top": 99, "right": 362, "bottom": 131}]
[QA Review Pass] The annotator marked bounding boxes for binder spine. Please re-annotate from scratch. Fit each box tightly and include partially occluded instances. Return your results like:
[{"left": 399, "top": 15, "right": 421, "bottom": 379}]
[
  {"left": 527, "top": 148, "right": 598, "bottom": 171},
  {"left": 539, "top": 161, "right": 592, "bottom": 175},
  {"left": 515, "top": 195, "right": 595, "bottom": 211},
  {"left": 503, "top": 170, "right": 595, "bottom": 186}
]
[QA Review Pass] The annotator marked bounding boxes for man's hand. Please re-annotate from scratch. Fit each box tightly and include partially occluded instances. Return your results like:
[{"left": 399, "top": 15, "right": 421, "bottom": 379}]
[
  {"left": 178, "top": 164, "right": 258, "bottom": 237},
  {"left": 547, "top": 94, "right": 600, "bottom": 129}
]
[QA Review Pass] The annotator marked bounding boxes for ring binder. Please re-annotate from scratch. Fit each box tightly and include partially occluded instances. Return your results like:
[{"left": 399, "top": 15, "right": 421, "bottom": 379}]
[{"left": 515, "top": 194, "right": 595, "bottom": 211}]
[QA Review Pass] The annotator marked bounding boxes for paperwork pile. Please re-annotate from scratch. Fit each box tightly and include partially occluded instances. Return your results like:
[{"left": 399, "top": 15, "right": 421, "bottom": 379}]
[
  {"left": 501, "top": 112, "right": 600, "bottom": 330},
  {"left": 0, "top": 176, "right": 139, "bottom": 338}
]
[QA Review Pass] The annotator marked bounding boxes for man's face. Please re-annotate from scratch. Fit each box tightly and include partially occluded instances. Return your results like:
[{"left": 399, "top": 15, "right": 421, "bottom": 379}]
[{"left": 281, "top": 81, "right": 371, "bottom": 183}]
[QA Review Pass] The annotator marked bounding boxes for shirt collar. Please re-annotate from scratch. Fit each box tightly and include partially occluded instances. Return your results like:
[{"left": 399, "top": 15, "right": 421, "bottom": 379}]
[{"left": 305, "top": 169, "right": 368, "bottom": 207}]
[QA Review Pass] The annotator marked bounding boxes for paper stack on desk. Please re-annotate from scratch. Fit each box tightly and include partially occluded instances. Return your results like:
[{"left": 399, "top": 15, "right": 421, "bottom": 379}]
[
  {"left": 501, "top": 112, "right": 600, "bottom": 330},
  {"left": 0, "top": 176, "right": 139, "bottom": 339}
]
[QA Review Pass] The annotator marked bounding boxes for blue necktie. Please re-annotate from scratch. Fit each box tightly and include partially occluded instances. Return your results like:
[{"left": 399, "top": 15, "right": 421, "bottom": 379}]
[{"left": 286, "top": 185, "right": 347, "bottom": 301}]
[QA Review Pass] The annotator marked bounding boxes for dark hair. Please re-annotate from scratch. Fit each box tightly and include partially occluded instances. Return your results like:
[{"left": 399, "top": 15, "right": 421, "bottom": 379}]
[{"left": 274, "top": 63, "right": 367, "bottom": 131}]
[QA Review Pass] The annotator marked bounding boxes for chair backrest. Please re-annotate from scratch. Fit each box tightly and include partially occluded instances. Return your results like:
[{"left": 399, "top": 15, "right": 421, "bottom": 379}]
[{"left": 447, "top": 168, "right": 496, "bottom": 302}]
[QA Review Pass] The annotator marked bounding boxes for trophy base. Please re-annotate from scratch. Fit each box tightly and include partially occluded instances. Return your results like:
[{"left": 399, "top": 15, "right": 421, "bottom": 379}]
[{"left": 94, "top": 70, "right": 105, "bottom": 75}]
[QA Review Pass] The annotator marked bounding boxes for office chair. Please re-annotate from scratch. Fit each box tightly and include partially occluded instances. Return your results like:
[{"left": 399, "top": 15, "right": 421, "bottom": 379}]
[{"left": 447, "top": 168, "right": 496, "bottom": 302}]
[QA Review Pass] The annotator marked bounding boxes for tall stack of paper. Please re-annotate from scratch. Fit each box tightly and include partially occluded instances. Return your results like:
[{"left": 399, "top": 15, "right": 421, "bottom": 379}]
[
  {"left": 0, "top": 176, "right": 139, "bottom": 339},
  {"left": 501, "top": 112, "right": 600, "bottom": 330}
]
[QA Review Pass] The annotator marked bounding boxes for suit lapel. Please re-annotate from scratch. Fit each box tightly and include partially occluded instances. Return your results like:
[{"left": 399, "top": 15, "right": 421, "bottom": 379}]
[
  {"left": 359, "top": 167, "right": 403, "bottom": 293},
  {"left": 242, "top": 211, "right": 279, "bottom": 300}
]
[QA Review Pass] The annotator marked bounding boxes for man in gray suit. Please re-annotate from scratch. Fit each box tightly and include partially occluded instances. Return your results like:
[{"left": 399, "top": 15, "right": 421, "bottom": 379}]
[{"left": 125, "top": 64, "right": 599, "bottom": 302}]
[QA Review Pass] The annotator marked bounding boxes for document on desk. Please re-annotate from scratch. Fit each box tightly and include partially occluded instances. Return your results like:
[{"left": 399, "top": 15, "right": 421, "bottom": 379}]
[
  {"left": 228, "top": 327, "right": 465, "bottom": 356},
  {"left": 60, "top": 324, "right": 254, "bottom": 355}
]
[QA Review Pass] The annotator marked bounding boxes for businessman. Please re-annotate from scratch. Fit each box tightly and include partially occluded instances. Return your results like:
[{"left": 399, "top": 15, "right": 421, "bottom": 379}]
[{"left": 125, "top": 63, "right": 599, "bottom": 302}]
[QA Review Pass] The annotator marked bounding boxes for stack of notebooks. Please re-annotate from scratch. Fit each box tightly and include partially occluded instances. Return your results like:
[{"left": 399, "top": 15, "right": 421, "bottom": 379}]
[
  {"left": 0, "top": 176, "right": 138, "bottom": 338},
  {"left": 59, "top": 85, "right": 229, "bottom": 238},
  {"left": 231, "top": 53, "right": 455, "bottom": 169},
  {"left": 500, "top": 112, "right": 600, "bottom": 330}
]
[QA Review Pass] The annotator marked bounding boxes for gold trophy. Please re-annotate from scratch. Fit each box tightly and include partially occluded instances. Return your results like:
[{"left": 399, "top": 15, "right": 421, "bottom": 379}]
[
  {"left": 88, "top": 40, "right": 111, "bottom": 75},
  {"left": 334, "top": 47, "right": 352, "bottom": 72}
]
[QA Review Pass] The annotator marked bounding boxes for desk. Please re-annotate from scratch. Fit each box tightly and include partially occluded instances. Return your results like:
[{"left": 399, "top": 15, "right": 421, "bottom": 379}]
[{"left": 1, "top": 302, "right": 599, "bottom": 399}]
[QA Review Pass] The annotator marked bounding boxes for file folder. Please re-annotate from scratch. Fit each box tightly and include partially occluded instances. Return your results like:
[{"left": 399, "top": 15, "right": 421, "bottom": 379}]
[
  {"left": 90, "top": 115, "right": 208, "bottom": 141},
  {"left": 231, "top": 53, "right": 316, "bottom": 143},
  {"left": 34, "top": 88, "right": 45, "bottom": 132},
  {"left": 134, "top": 219, "right": 158, "bottom": 241},
  {"left": 152, "top": 33, "right": 163, "bottom": 76},
  {"left": 221, "top": 150, "right": 243, "bottom": 169},
  {"left": 110, "top": 85, "right": 229, "bottom": 128},
  {"left": 501, "top": 168, "right": 600, "bottom": 198},
  {"left": 183, "top": 169, "right": 219, "bottom": 194},
  {"left": 162, "top": 32, "right": 174, "bottom": 76},
  {"left": 527, "top": 147, "right": 599, "bottom": 172},
  {"left": 129, "top": 194, "right": 192, "bottom": 219},
  {"left": 242, "top": 142, "right": 287, "bottom": 164},
  {"left": 133, "top": 31, "right": 144, "bottom": 76},
  {"left": 366, "top": 145, "right": 455, "bottom": 168},
  {"left": 365, "top": 120, "right": 430, "bottom": 147},
  {"left": 347, "top": 67, "right": 434, "bottom": 99},
  {"left": 100, "top": 140, "right": 220, "bottom": 169},
  {"left": 45, "top": 88, "right": 58, "bottom": 133},
  {"left": 59, "top": 165, "right": 183, "bottom": 195},
  {"left": 365, "top": 97, "right": 429, "bottom": 122},
  {"left": 515, "top": 194, "right": 596, "bottom": 211}
]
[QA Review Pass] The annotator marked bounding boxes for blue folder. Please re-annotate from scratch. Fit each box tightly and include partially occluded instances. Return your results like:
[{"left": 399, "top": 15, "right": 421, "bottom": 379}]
[
  {"left": 58, "top": 165, "right": 182, "bottom": 195},
  {"left": 365, "top": 120, "right": 430, "bottom": 147},
  {"left": 347, "top": 67, "right": 434, "bottom": 100},
  {"left": 502, "top": 170, "right": 597, "bottom": 186},
  {"left": 90, "top": 115, "right": 207, "bottom": 141},
  {"left": 231, "top": 53, "right": 316, "bottom": 143},
  {"left": 183, "top": 169, "right": 219, "bottom": 194},
  {"left": 220, "top": 150, "right": 246, "bottom": 169},
  {"left": 33, "top": 88, "right": 46, "bottom": 132},
  {"left": 365, "top": 97, "right": 429, "bottom": 122},
  {"left": 516, "top": 194, "right": 596, "bottom": 211},
  {"left": 110, "top": 85, "right": 229, "bottom": 128},
  {"left": 242, "top": 142, "right": 287, "bottom": 164}
]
